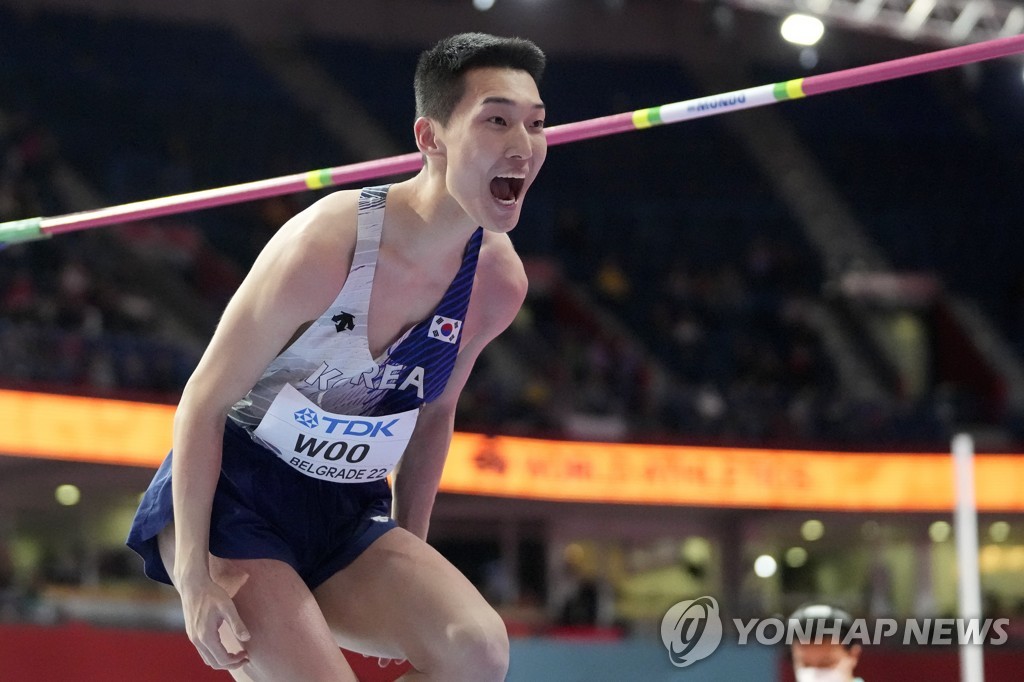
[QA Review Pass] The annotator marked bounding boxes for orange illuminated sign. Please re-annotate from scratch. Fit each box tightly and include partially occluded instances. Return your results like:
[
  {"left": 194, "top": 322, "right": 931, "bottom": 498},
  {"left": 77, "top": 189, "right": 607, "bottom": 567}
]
[
  {"left": 0, "top": 389, "right": 175, "bottom": 467},
  {"left": 442, "top": 433, "right": 1024, "bottom": 512},
  {"left": 1, "top": 389, "right": 1021, "bottom": 511}
]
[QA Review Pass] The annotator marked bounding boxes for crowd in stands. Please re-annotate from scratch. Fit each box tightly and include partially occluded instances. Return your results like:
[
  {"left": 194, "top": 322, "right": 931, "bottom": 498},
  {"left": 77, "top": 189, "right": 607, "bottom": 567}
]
[
  {"left": 454, "top": 220, "right": 950, "bottom": 447},
  {"left": 752, "top": 58, "right": 1024, "bottom": 358},
  {"left": 0, "top": 110, "right": 198, "bottom": 396}
]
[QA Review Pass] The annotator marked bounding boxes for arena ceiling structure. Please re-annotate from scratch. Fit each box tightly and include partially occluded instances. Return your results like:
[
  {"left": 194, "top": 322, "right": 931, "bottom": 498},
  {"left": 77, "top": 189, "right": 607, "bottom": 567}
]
[
  {"left": 3, "top": 0, "right": 1022, "bottom": 73},
  {"left": 716, "top": 0, "right": 1024, "bottom": 46}
]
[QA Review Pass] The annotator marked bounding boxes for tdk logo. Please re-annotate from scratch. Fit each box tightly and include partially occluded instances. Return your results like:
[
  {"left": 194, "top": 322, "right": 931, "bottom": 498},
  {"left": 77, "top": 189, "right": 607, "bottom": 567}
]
[
  {"left": 292, "top": 408, "right": 398, "bottom": 438},
  {"left": 293, "top": 408, "right": 319, "bottom": 429}
]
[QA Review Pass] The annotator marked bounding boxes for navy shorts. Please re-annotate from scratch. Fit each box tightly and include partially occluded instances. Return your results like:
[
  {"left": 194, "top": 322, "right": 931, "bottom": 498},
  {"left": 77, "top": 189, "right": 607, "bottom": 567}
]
[{"left": 126, "top": 418, "right": 397, "bottom": 589}]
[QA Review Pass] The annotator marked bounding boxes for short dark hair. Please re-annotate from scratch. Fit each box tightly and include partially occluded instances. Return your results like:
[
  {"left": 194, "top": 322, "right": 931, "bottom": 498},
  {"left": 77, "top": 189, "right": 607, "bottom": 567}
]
[{"left": 414, "top": 32, "right": 545, "bottom": 125}]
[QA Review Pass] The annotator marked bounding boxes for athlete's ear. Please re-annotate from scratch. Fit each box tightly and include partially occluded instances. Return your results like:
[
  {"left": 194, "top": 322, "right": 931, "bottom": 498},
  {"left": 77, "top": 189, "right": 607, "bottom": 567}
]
[{"left": 414, "top": 117, "right": 445, "bottom": 158}]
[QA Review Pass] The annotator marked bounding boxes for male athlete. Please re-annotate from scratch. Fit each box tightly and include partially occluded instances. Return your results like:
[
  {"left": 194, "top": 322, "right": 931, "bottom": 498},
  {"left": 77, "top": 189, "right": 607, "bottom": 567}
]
[{"left": 128, "top": 33, "right": 547, "bottom": 681}]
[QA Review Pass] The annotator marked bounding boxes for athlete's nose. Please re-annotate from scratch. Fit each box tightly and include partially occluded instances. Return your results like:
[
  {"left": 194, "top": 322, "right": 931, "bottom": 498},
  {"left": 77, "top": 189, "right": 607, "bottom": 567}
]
[{"left": 505, "top": 124, "right": 533, "bottom": 160}]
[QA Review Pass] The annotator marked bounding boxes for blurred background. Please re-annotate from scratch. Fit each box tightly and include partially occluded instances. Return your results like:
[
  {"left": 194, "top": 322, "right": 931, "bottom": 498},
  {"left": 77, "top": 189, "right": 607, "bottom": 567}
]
[{"left": 1, "top": 0, "right": 1023, "bottom": 679}]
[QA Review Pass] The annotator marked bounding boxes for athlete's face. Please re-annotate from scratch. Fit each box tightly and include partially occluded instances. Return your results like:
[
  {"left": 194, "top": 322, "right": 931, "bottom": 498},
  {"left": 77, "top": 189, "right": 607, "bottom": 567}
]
[{"left": 432, "top": 67, "right": 547, "bottom": 232}]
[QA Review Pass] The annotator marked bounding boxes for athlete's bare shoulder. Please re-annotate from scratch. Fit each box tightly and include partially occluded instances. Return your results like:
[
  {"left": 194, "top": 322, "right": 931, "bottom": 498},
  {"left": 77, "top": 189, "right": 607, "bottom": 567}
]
[
  {"left": 466, "top": 231, "right": 528, "bottom": 343},
  {"left": 256, "top": 189, "right": 360, "bottom": 283},
  {"left": 276, "top": 189, "right": 360, "bottom": 253},
  {"left": 225, "top": 188, "right": 362, "bottom": 326}
]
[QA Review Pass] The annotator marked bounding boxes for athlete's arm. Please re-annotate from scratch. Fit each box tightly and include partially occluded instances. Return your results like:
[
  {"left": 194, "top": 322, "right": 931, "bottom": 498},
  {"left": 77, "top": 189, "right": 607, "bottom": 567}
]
[
  {"left": 170, "top": 191, "right": 359, "bottom": 669},
  {"left": 392, "top": 234, "right": 528, "bottom": 540}
]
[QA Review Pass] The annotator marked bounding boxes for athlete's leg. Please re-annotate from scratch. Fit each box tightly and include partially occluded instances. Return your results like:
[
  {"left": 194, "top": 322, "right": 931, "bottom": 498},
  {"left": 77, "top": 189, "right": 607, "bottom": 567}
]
[
  {"left": 313, "top": 527, "right": 509, "bottom": 682},
  {"left": 158, "top": 525, "right": 357, "bottom": 682}
]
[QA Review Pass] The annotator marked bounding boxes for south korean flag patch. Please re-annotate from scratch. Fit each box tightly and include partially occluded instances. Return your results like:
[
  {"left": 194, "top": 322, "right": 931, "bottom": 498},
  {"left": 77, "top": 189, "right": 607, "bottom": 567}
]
[{"left": 428, "top": 315, "right": 462, "bottom": 344}]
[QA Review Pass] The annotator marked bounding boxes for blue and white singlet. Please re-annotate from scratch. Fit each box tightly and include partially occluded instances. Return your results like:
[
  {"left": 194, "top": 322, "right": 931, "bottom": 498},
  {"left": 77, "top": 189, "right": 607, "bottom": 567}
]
[{"left": 228, "top": 185, "right": 482, "bottom": 481}]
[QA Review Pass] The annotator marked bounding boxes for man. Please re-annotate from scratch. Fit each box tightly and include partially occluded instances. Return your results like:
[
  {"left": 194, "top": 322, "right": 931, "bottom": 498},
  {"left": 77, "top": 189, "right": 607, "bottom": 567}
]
[
  {"left": 127, "top": 32, "right": 547, "bottom": 681},
  {"left": 788, "top": 604, "right": 864, "bottom": 682}
]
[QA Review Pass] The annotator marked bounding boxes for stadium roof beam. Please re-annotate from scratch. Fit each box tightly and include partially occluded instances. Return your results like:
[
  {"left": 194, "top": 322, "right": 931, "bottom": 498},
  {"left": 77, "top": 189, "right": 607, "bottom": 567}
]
[{"left": 718, "top": 0, "right": 1024, "bottom": 45}]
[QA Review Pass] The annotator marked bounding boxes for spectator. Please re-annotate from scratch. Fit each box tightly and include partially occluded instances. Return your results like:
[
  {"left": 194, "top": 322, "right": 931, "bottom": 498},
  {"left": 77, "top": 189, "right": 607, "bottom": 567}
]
[{"left": 788, "top": 604, "right": 864, "bottom": 682}]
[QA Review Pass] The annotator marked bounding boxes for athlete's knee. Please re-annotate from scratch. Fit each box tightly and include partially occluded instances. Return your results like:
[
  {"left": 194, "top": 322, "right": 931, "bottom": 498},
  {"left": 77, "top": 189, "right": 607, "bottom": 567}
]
[
  {"left": 429, "top": 607, "right": 509, "bottom": 681},
  {"left": 455, "top": 611, "right": 509, "bottom": 678}
]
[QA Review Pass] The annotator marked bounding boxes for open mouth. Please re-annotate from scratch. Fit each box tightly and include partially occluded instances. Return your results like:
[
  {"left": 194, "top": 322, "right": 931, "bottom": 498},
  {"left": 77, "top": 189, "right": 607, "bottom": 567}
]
[{"left": 490, "top": 175, "right": 525, "bottom": 206}]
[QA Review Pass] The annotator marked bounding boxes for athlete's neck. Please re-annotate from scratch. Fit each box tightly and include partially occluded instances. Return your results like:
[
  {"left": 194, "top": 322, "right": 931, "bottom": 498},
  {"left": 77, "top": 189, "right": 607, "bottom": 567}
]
[{"left": 387, "top": 173, "right": 480, "bottom": 258}]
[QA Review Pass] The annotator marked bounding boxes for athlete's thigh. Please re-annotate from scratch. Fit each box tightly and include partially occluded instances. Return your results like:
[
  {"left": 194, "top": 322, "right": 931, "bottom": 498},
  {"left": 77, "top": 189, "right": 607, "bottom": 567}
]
[
  {"left": 159, "top": 525, "right": 355, "bottom": 682},
  {"left": 312, "top": 527, "right": 497, "bottom": 662}
]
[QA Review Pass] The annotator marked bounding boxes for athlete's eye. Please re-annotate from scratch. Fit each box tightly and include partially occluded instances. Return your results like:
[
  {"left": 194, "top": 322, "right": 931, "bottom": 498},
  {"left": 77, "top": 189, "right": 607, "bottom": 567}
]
[
  {"left": 488, "top": 116, "right": 507, "bottom": 126},
  {"left": 531, "top": 119, "right": 546, "bottom": 129}
]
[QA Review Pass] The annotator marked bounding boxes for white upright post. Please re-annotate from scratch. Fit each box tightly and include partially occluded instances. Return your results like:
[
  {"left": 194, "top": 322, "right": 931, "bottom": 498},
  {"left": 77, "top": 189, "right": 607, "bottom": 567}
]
[{"left": 952, "top": 433, "right": 984, "bottom": 682}]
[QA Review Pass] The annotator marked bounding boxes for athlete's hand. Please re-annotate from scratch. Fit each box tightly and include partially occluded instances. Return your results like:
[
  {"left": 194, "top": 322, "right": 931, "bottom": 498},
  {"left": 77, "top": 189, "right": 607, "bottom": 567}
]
[{"left": 179, "top": 575, "right": 251, "bottom": 670}]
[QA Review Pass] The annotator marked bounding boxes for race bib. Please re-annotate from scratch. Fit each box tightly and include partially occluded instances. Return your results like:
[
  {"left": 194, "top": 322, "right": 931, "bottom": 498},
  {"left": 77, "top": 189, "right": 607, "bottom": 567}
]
[{"left": 253, "top": 383, "right": 419, "bottom": 483}]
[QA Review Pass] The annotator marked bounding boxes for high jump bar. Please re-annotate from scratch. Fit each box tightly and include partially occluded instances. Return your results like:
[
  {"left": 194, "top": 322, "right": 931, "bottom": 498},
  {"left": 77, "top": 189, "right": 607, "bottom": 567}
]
[{"left": 2, "top": 33, "right": 1023, "bottom": 245}]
